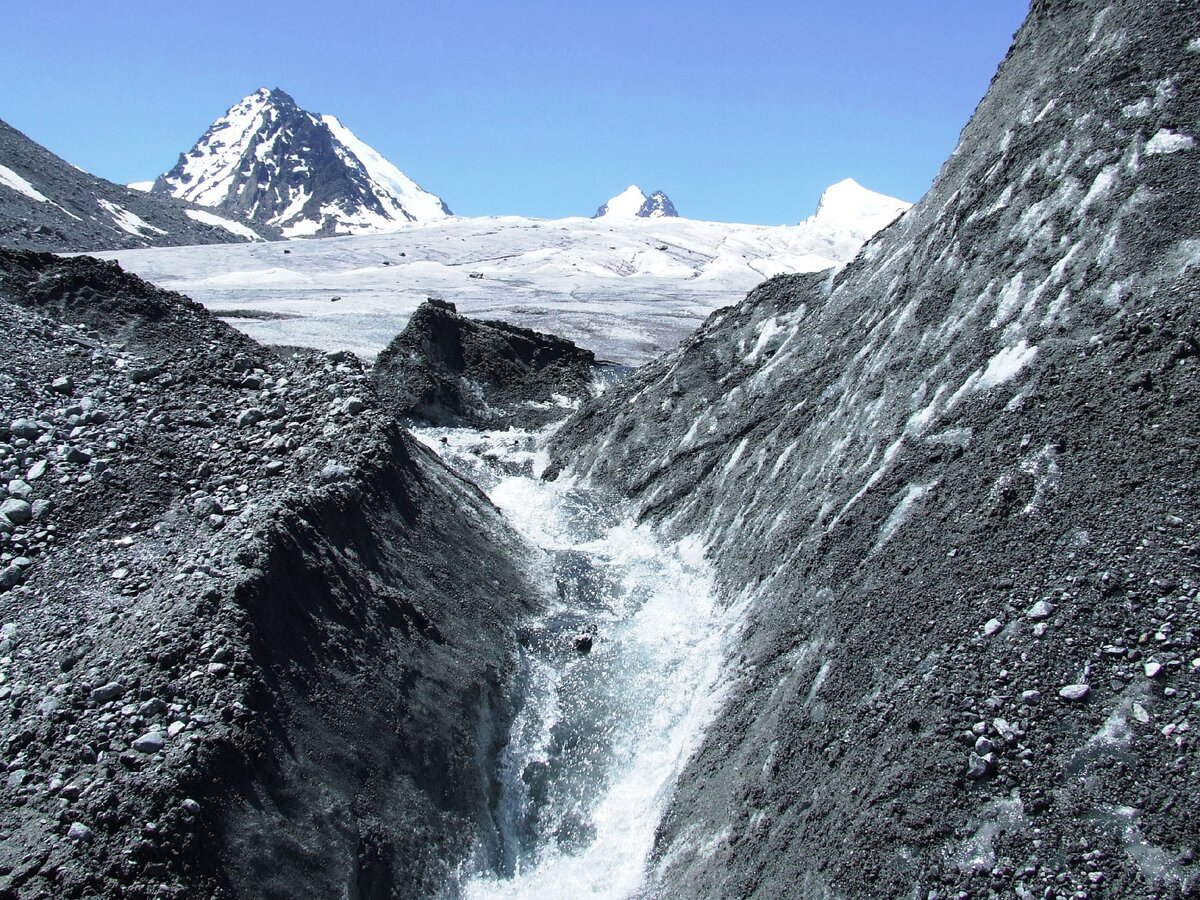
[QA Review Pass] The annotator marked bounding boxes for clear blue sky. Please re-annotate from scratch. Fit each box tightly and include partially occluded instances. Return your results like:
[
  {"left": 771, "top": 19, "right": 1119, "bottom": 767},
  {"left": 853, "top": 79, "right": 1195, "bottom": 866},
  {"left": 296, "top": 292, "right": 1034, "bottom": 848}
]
[{"left": 0, "top": 1, "right": 1029, "bottom": 224}]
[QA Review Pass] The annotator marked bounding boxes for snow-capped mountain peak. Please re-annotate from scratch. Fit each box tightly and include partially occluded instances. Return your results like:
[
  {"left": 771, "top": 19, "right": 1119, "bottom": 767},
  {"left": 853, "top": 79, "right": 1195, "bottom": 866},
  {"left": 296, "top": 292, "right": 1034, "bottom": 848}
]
[
  {"left": 594, "top": 185, "right": 680, "bottom": 219},
  {"left": 595, "top": 185, "right": 647, "bottom": 218},
  {"left": 807, "top": 178, "right": 909, "bottom": 240},
  {"left": 153, "top": 88, "right": 450, "bottom": 238}
]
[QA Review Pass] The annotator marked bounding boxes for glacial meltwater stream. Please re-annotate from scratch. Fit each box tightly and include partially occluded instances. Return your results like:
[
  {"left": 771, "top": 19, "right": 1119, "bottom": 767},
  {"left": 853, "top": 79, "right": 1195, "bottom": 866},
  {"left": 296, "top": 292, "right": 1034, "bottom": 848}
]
[{"left": 413, "top": 426, "right": 743, "bottom": 899}]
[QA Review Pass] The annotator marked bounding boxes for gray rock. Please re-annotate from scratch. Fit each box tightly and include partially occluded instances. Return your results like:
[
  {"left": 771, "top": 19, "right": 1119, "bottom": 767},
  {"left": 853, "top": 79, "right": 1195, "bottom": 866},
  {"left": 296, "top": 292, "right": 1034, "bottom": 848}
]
[
  {"left": 30, "top": 498, "right": 51, "bottom": 519},
  {"left": 1058, "top": 684, "right": 1091, "bottom": 702},
  {"left": 9, "top": 418, "right": 40, "bottom": 440},
  {"left": 192, "top": 496, "right": 223, "bottom": 518},
  {"left": 236, "top": 408, "right": 265, "bottom": 428},
  {"left": 128, "top": 365, "right": 164, "bottom": 383},
  {"left": 1026, "top": 600, "right": 1054, "bottom": 620},
  {"left": 342, "top": 396, "right": 366, "bottom": 415},
  {"left": 25, "top": 459, "right": 47, "bottom": 480},
  {"left": 67, "top": 822, "right": 93, "bottom": 842},
  {"left": 320, "top": 462, "right": 352, "bottom": 484},
  {"left": 983, "top": 617, "right": 1003, "bottom": 637},
  {"left": 64, "top": 446, "right": 92, "bottom": 465},
  {"left": 50, "top": 376, "right": 73, "bottom": 394},
  {"left": 1, "top": 498, "right": 32, "bottom": 525},
  {"left": 37, "top": 695, "right": 61, "bottom": 715},
  {"left": 131, "top": 732, "right": 165, "bottom": 754},
  {"left": 90, "top": 681, "right": 124, "bottom": 703},
  {"left": 7, "top": 479, "right": 32, "bottom": 499},
  {"left": 966, "top": 752, "right": 994, "bottom": 779},
  {"left": 0, "top": 565, "right": 21, "bottom": 591},
  {"left": 139, "top": 698, "right": 167, "bottom": 717},
  {"left": 1144, "top": 661, "right": 1163, "bottom": 679}
]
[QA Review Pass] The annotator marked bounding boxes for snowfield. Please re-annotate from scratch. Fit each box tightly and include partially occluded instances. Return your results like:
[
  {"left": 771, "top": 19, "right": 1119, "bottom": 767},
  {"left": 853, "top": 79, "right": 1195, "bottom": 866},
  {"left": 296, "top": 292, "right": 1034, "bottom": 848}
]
[{"left": 99, "top": 184, "right": 908, "bottom": 366}]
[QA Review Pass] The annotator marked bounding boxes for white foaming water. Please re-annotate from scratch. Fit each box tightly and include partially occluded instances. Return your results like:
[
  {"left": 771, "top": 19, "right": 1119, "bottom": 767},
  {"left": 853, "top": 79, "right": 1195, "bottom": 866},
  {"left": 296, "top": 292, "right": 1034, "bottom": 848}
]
[{"left": 413, "top": 427, "right": 741, "bottom": 899}]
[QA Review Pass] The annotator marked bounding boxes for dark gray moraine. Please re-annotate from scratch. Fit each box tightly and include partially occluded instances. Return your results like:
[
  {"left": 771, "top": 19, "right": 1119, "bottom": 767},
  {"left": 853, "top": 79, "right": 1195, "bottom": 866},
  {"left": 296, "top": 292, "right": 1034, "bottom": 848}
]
[
  {"left": 550, "top": 0, "right": 1200, "bottom": 896},
  {"left": 0, "top": 0, "right": 1196, "bottom": 897}
]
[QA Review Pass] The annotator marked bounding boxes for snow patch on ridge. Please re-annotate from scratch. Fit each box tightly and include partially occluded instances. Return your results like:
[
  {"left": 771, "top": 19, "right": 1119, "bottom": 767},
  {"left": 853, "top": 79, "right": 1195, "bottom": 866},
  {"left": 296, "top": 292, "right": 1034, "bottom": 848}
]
[
  {"left": 184, "top": 208, "right": 266, "bottom": 241},
  {"left": 98, "top": 199, "right": 167, "bottom": 237},
  {"left": 0, "top": 164, "right": 49, "bottom": 203},
  {"left": 978, "top": 340, "right": 1038, "bottom": 391}
]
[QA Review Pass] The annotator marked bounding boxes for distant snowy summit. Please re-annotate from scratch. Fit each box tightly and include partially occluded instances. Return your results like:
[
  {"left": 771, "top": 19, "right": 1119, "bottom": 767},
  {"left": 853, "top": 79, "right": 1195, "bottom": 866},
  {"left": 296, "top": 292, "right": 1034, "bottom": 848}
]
[
  {"left": 594, "top": 186, "right": 679, "bottom": 219},
  {"left": 803, "top": 178, "right": 909, "bottom": 242},
  {"left": 152, "top": 88, "right": 451, "bottom": 238}
]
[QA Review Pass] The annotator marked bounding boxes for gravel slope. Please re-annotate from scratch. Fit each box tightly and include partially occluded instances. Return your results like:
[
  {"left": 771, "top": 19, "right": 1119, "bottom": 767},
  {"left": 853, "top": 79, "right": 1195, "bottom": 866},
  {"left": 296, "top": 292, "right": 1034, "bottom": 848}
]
[
  {"left": 0, "top": 120, "right": 277, "bottom": 252},
  {"left": 0, "top": 249, "right": 539, "bottom": 898}
]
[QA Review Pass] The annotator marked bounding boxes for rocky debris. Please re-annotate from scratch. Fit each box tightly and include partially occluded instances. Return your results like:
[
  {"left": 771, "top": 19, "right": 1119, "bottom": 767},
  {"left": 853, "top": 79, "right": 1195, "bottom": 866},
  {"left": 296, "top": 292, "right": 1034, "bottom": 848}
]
[
  {"left": 550, "top": 1, "right": 1200, "bottom": 897},
  {"left": 0, "top": 247, "right": 540, "bottom": 898},
  {"left": 0, "top": 119, "right": 278, "bottom": 253},
  {"left": 371, "top": 297, "right": 600, "bottom": 429}
]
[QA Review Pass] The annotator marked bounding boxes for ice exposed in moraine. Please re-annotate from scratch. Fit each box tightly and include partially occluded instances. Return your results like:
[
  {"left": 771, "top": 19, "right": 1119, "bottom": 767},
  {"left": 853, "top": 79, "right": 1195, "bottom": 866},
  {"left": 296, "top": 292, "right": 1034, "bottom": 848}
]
[{"left": 550, "top": 1, "right": 1200, "bottom": 896}]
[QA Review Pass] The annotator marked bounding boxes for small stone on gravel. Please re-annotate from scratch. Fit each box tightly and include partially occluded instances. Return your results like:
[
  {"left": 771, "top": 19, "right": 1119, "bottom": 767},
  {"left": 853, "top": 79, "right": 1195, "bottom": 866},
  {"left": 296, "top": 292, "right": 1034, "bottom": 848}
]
[
  {"left": 236, "top": 408, "right": 265, "bottom": 428},
  {"left": 1058, "top": 684, "right": 1091, "bottom": 702},
  {"left": 90, "top": 681, "right": 124, "bottom": 703},
  {"left": 1027, "top": 600, "right": 1054, "bottom": 620},
  {"left": 132, "top": 732, "right": 165, "bottom": 754},
  {"left": 320, "top": 462, "right": 351, "bottom": 484}
]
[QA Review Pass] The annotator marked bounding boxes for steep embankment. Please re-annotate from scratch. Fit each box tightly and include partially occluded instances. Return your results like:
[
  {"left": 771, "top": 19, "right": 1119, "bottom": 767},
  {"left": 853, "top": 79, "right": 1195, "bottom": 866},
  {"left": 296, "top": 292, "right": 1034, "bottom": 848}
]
[
  {"left": 550, "top": 1, "right": 1200, "bottom": 897},
  {"left": 0, "top": 250, "right": 538, "bottom": 898}
]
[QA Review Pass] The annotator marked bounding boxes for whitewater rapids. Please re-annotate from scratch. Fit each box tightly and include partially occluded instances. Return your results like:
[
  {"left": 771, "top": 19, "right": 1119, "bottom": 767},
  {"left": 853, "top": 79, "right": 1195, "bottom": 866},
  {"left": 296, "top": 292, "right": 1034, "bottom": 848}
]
[{"left": 413, "top": 426, "right": 745, "bottom": 899}]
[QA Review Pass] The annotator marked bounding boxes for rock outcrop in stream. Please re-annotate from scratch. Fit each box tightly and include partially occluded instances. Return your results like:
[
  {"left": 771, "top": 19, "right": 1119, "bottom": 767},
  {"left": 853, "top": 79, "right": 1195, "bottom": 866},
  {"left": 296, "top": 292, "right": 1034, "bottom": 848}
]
[
  {"left": 0, "top": 250, "right": 539, "bottom": 898},
  {"left": 372, "top": 298, "right": 599, "bottom": 429},
  {"left": 550, "top": 1, "right": 1200, "bottom": 896}
]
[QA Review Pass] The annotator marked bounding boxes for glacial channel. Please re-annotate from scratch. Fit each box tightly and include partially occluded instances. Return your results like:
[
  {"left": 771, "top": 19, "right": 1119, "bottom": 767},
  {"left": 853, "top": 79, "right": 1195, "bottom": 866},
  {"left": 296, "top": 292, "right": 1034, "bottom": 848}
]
[{"left": 412, "top": 426, "right": 744, "bottom": 899}]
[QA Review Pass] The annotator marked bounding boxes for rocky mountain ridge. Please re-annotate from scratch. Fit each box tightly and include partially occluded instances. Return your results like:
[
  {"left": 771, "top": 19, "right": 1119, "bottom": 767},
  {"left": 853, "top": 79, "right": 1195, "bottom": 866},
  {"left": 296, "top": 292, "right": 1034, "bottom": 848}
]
[
  {"left": 153, "top": 88, "right": 452, "bottom": 238},
  {"left": 0, "top": 120, "right": 276, "bottom": 252}
]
